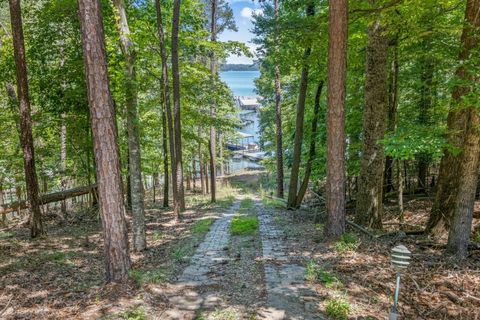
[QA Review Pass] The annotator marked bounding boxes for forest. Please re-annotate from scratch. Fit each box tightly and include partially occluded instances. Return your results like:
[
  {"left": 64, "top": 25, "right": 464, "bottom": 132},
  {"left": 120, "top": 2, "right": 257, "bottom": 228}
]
[{"left": 0, "top": 0, "right": 479, "bottom": 319}]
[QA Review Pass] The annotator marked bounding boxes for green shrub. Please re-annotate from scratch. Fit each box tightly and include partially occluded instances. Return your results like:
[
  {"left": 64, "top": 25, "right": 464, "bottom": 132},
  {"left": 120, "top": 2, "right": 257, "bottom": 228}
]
[
  {"left": 334, "top": 232, "right": 360, "bottom": 252},
  {"left": 129, "top": 269, "right": 164, "bottom": 285},
  {"left": 231, "top": 215, "right": 258, "bottom": 236},
  {"left": 261, "top": 197, "right": 285, "bottom": 208},
  {"left": 0, "top": 231, "right": 13, "bottom": 239},
  {"left": 39, "top": 251, "right": 75, "bottom": 264},
  {"left": 151, "top": 231, "right": 163, "bottom": 241},
  {"left": 325, "top": 298, "right": 350, "bottom": 320},
  {"left": 192, "top": 218, "right": 215, "bottom": 234},
  {"left": 118, "top": 306, "right": 146, "bottom": 320},
  {"left": 305, "top": 261, "right": 342, "bottom": 289},
  {"left": 240, "top": 197, "right": 254, "bottom": 209},
  {"left": 473, "top": 230, "right": 480, "bottom": 243}
]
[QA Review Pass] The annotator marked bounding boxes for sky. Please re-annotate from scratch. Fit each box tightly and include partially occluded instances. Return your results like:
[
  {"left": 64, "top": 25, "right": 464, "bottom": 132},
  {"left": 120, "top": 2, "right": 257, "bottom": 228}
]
[{"left": 218, "top": 0, "right": 262, "bottom": 64}]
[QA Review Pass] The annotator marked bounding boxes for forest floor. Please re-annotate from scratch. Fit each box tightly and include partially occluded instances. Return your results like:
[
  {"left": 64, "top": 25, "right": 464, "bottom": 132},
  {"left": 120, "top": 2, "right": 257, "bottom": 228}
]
[{"left": 0, "top": 171, "right": 479, "bottom": 319}]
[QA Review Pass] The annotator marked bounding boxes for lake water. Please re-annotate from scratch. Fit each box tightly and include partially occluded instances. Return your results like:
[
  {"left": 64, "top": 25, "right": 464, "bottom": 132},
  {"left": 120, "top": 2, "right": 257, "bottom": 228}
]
[
  {"left": 220, "top": 70, "right": 263, "bottom": 173},
  {"left": 220, "top": 71, "right": 260, "bottom": 96}
]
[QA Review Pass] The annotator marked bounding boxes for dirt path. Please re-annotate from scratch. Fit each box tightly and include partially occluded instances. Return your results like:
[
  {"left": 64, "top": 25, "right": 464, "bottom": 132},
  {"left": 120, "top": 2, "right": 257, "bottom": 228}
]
[
  {"left": 256, "top": 199, "right": 323, "bottom": 320},
  {"left": 163, "top": 199, "right": 242, "bottom": 318},
  {"left": 162, "top": 195, "right": 323, "bottom": 319}
]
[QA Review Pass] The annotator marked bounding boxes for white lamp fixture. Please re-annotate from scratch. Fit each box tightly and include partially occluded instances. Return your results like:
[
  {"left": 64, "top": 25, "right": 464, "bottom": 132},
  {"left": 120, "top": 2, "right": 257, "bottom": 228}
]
[{"left": 389, "top": 244, "right": 411, "bottom": 320}]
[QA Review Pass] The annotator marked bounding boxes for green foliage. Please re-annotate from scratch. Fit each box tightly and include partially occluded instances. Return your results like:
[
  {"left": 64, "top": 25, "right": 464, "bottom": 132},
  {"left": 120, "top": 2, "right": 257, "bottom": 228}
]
[
  {"left": 261, "top": 196, "right": 286, "bottom": 208},
  {"left": 38, "top": 251, "right": 76, "bottom": 265},
  {"left": 315, "top": 223, "right": 324, "bottom": 232},
  {"left": 239, "top": 197, "right": 254, "bottom": 209},
  {"left": 0, "top": 231, "right": 13, "bottom": 239},
  {"left": 117, "top": 306, "right": 147, "bottom": 320},
  {"left": 129, "top": 269, "right": 164, "bottom": 286},
  {"left": 325, "top": 298, "right": 350, "bottom": 320},
  {"left": 305, "top": 261, "right": 342, "bottom": 289},
  {"left": 333, "top": 233, "right": 360, "bottom": 253},
  {"left": 192, "top": 218, "right": 215, "bottom": 234},
  {"left": 209, "top": 309, "right": 239, "bottom": 320},
  {"left": 231, "top": 215, "right": 258, "bottom": 236},
  {"left": 473, "top": 230, "right": 480, "bottom": 243},
  {"left": 151, "top": 231, "right": 164, "bottom": 241}
]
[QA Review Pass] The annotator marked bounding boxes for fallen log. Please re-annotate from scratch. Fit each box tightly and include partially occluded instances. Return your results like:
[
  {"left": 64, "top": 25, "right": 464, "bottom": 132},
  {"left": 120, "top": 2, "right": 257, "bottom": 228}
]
[{"left": 0, "top": 184, "right": 97, "bottom": 215}]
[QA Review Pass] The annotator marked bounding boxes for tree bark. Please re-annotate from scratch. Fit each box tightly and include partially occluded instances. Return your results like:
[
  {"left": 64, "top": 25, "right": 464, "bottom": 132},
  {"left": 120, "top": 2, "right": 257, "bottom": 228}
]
[
  {"left": 161, "top": 94, "right": 169, "bottom": 208},
  {"left": 325, "top": 0, "right": 348, "bottom": 238},
  {"left": 355, "top": 20, "right": 389, "bottom": 229},
  {"left": 78, "top": 0, "right": 131, "bottom": 282},
  {"left": 60, "top": 114, "right": 68, "bottom": 215},
  {"left": 417, "top": 41, "right": 435, "bottom": 193},
  {"left": 445, "top": 0, "right": 480, "bottom": 259},
  {"left": 446, "top": 111, "right": 480, "bottom": 258},
  {"left": 9, "top": 0, "right": 44, "bottom": 238},
  {"left": 427, "top": 0, "right": 480, "bottom": 237},
  {"left": 218, "top": 133, "right": 224, "bottom": 176},
  {"left": 172, "top": 0, "right": 186, "bottom": 214},
  {"left": 112, "top": 0, "right": 146, "bottom": 252},
  {"left": 209, "top": 0, "right": 218, "bottom": 203},
  {"left": 295, "top": 80, "right": 323, "bottom": 208},
  {"left": 0, "top": 182, "right": 5, "bottom": 226},
  {"left": 0, "top": 184, "right": 97, "bottom": 215},
  {"left": 287, "top": 3, "right": 314, "bottom": 209},
  {"left": 155, "top": 0, "right": 177, "bottom": 212},
  {"left": 274, "top": 0, "right": 284, "bottom": 199},
  {"left": 384, "top": 43, "right": 399, "bottom": 195}
]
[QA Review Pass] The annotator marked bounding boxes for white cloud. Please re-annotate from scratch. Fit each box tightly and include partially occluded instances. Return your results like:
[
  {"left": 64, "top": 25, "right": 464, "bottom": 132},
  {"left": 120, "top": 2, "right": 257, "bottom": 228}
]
[{"left": 240, "top": 7, "right": 262, "bottom": 19}]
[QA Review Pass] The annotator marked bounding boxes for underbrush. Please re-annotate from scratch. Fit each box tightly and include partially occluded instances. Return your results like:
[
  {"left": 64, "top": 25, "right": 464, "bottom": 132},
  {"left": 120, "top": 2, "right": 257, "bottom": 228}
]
[
  {"left": 192, "top": 218, "right": 215, "bottom": 234},
  {"left": 333, "top": 232, "right": 360, "bottom": 252},
  {"left": 305, "top": 260, "right": 343, "bottom": 289},
  {"left": 325, "top": 298, "right": 350, "bottom": 320},
  {"left": 129, "top": 268, "right": 165, "bottom": 286},
  {"left": 231, "top": 215, "right": 258, "bottom": 236}
]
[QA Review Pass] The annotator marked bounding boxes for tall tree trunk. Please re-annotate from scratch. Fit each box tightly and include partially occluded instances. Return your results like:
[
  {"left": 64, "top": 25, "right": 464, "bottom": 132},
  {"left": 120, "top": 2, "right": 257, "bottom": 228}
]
[
  {"left": 0, "top": 182, "right": 5, "bottom": 226},
  {"left": 161, "top": 96, "right": 169, "bottom": 208},
  {"left": 427, "top": 0, "right": 480, "bottom": 237},
  {"left": 218, "top": 133, "right": 224, "bottom": 176},
  {"left": 112, "top": 0, "right": 146, "bottom": 251},
  {"left": 205, "top": 163, "right": 210, "bottom": 194},
  {"left": 60, "top": 114, "right": 67, "bottom": 215},
  {"left": 192, "top": 158, "right": 197, "bottom": 189},
  {"left": 397, "top": 159, "right": 404, "bottom": 221},
  {"left": 325, "top": 0, "right": 348, "bottom": 238},
  {"left": 209, "top": 0, "right": 218, "bottom": 203},
  {"left": 447, "top": 112, "right": 480, "bottom": 258},
  {"left": 295, "top": 80, "right": 323, "bottom": 208},
  {"left": 155, "top": 0, "right": 177, "bottom": 212},
  {"left": 9, "top": 0, "right": 44, "bottom": 238},
  {"left": 172, "top": 0, "right": 186, "bottom": 214},
  {"left": 274, "top": 0, "right": 284, "bottom": 199},
  {"left": 78, "top": 0, "right": 131, "bottom": 282},
  {"left": 417, "top": 40, "right": 435, "bottom": 193},
  {"left": 355, "top": 20, "right": 389, "bottom": 229},
  {"left": 287, "top": 3, "right": 314, "bottom": 209},
  {"left": 152, "top": 173, "right": 157, "bottom": 202},
  {"left": 198, "top": 133, "right": 206, "bottom": 195},
  {"left": 384, "top": 43, "right": 399, "bottom": 195},
  {"left": 445, "top": 0, "right": 480, "bottom": 259}
]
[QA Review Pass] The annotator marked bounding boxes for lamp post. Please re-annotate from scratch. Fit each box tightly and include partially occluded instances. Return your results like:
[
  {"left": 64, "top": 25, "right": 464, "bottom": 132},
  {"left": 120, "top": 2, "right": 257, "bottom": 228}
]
[{"left": 389, "top": 244, "right": 411, "bottom": 320}]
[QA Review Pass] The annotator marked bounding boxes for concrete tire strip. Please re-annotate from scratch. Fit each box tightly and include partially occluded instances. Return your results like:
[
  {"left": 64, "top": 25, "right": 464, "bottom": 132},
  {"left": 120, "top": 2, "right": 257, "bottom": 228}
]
[
  {"left": 257, "top": 201, "right": 324, "bottom": 320},
  {"left": 163, "top": 200, "right": 241, "bottom": 319}
]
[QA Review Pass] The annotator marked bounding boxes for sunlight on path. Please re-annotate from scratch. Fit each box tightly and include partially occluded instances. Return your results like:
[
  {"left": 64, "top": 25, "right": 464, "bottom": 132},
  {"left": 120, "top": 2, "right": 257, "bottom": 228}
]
[
  {"left": 163, "top": 199, "right": 241, "bottom": 318},
  {"left": 257, "top": 200, "right": 324, "bottom": 320}
]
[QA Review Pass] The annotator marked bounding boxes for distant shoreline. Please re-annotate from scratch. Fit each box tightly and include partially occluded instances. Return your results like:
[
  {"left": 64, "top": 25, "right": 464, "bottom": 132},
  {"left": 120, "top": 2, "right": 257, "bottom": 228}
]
[{"left": 220, "top": 63, "right": 259, "bottom": 72}]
